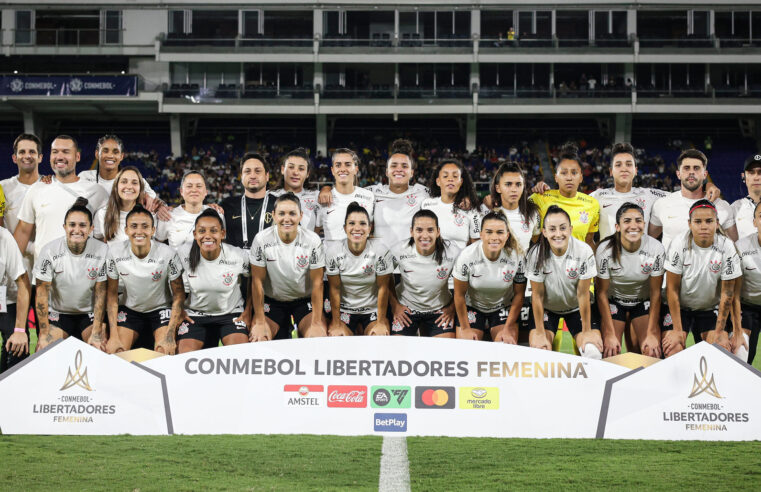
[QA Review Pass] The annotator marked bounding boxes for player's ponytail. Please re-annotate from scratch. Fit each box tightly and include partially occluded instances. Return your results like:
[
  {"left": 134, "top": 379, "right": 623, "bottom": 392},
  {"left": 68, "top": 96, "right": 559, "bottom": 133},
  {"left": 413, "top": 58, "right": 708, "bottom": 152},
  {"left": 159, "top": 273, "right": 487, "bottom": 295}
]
[
  {"left": 189, "top": 208, "right": 224, "bottom": 273},
  {"left": 388, "top": 138, "right": 415, "bottom": 169},
  {"left": 408, "top": 209, "right": 445, "bottom": 265},
  {"left": 528, "top": 205, "right": 571, "bottom": 272},
  {"left": 598, "top": 202, "right": 644, "bottom": 265}
]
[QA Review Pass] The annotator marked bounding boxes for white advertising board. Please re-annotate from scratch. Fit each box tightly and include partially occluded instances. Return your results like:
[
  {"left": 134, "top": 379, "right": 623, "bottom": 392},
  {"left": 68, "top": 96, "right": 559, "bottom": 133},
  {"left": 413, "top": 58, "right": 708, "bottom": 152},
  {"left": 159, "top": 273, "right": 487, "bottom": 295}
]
[
  {"left": 144, "top": 337, "right": 627, "bottom": 437},
  {"left": 597, "top": 342, "right": 761, "bottom": 441},
  {"left": 0, "top": 338, "right": 172, "bottom": 435}
]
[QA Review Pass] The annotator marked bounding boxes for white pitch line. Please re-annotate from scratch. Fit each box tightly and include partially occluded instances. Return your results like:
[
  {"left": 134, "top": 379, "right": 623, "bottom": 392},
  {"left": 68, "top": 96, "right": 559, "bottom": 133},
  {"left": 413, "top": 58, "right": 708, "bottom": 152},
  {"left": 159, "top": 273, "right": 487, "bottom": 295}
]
[{"left": 378, "top": 436, "right": 411, "bottom": 492}]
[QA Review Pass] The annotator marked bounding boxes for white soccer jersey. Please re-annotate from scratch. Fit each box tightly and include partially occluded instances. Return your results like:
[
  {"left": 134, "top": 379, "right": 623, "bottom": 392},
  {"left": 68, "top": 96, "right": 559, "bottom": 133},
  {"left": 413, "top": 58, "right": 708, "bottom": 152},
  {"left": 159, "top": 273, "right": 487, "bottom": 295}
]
[
  {"left": 107, "top": 239, "right": 182, "bottom": 312},
  {"left": 0, "top": 227, "right": 27, "bottom": 304},
  {"left": 18, "top": 179, "right": 109, "bottom": 258},
  {"left": 591, "top": 187, "right": 668, "bottom": 239},
  {"left": 325, "top": 238, "right": 393, "bottom": 314},
  {"left": 78, "top": 169, "right": 157, "bottom": 199},
  {"left": 453, "top": 240, "right": 527, "bottom": 313},
  {"left": 496, "top": 206, "right": 540, "bottom": 254},
  {"left": 250, "top": 226, "right": 325, "bottom": 302},
  {"left": 367, "top": 183, "right": 429, "bottom": 251},
  {"left": 420, "top": 197, "right": 482, "bottom": 250},
  {"left": 390, "top": 240, "right": 460, "bottom": 312},
  {"left": 33, "top": 237, "right": 108, "bottom": 314},
  {"left": 650, "top": 191, "right": 735, "bottom": 253},
  {"left": 0, "top": 175, "right": 38, "bottom": 301},
  {"left": 733, "top": 233, "right": 761, "bottom": 306},
  {"left": 269, "top": 188, "right": 319, "bottom": 231},
  {"left": 316, "top": 187, "right": 375, "bottom": 242},
  {"left": 155, "top": 205, "right": 221, "bottom": 250},
  {"left": 664, "top": 232, "right": 741, "bottom": 311},
  {"left": 526, "top": 237, "right": 597, "bottom": 315},
  {"left": 731, "top": 196, "right": 757, "bottom": 240},
  {"left": 595, "top": 234, "right": 666, "bottom": 306},
  {"left": 177, "top": 242, "right": 249, "bottom": 315}
]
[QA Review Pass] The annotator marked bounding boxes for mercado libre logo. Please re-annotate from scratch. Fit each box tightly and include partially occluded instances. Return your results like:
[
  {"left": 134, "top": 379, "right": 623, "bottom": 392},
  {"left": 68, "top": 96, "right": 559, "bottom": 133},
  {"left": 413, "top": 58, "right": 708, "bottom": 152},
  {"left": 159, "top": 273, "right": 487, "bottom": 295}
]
[
  {"left": 458, "top": 387, "right": 499, "bottom": 410},
  {"left": 371, "top": 386, "right": 411, "bottom": 409},
  {"left": 415, "top": 386, "right": 455, "bottom": 409},
  {"left": 60, "top": 350, "right": 93, "bottom": 392}
]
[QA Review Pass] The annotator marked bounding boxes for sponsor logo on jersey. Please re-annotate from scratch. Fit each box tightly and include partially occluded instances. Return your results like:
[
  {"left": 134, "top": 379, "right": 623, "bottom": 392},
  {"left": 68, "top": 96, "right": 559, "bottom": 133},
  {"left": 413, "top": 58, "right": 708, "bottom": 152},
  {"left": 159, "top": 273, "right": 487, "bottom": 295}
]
[
  {"left": 284, "top": 384, "right": 324, "bottom": 407},
  {"left": 641, "top": 262, "right": 653, "bottom": 274},
  {"left": 86, "top": 267, "right": 99, "bottom": 280},
  {"left": 436, "top": 267, "right": 449, "bottom": 280},
  {"left": 371, "top": 386, "right": 411, "bottom": 409},
  {"left": 459, "top": 387, "right": 499, "bottom": 410},
  {"left": 415, "top": 386, "right": 455, "bottom": 409},
  {"left": 151, "top": 270, "right": 163, "bottom": 281},
  {"left": 327, "top": 385, "right": 367, "bottom": 408},
  {"left": 374, "top": 413, "right": 408, "bottom": 432},
  {"left": 503, "top": 270, "right": 514, "bottom": 283},
  {"left": 709, "top": 260, "right": 722, "bottom": 274},
  {"left": 579, "top": 211, "right": 589, "bottom": 224},
  {"left": 566, "top": 267, "right": 579, "bottom": 279},
  {"left": 296, "top": 255, "right": 309, "bottom": 268},
  {"left": 222, "top": 272, "right": 234, "bottom": 286}
]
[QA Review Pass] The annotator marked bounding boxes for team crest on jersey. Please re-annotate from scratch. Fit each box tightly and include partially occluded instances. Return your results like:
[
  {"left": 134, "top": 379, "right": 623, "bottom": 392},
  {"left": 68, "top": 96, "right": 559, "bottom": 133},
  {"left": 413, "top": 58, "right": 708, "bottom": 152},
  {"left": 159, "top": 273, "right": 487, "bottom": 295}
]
[
  {"left": 324, "top": 298, "right": 331, "bottom": 313},
  {"left": 453, "top": 213, "right": 465, "bottom": 227},
  {"left": 340, "top": 312, "right": 351, "bottom": 324},
  {"left": 303, "top": 199, "right": 317, "bottom": 211},
  {"left": 566, "top": 267, "right": 579, "bottom": 279},
  {"left": 635, "top": 197, "right": 646, "bottom": 210},
  {"left": 579, "top": 211, "right": 589, "bottom": 224},
  {"left": 86, "top": 267, "right": 98, "bottom": 280},
  {"left": 151, "top": 270, "right": 163, "bottom": 281},
  {"left": 178, "top": 322, "right": 189, "bottom": 335},
  {"left": 609, "top": 304, "right": 618, "bottom": 315},
  {"left": 641, "top": 262, "right": 653, "bottom": 274},
  {"left": 521, "top": 219, "right": 529, "bottom": 232},
  {"left": 117, "top": 311, "right": 127, "bottom": 323},
  {"left": 48, "top": 310, "right": 60, "bottom": 322},
  {"left": 362, "top": 264, "right": 374, "bottom": 275},
  {"left": 407, "top": 194, "right": 417, "bottom": 206},
  {"left": 436, "top": 267, "right": 449, "bottom": 279},
  {"left": 503, "top": 270, "right": 514, "bottom": 283},
  {"left": 663, "top": 313, "right": 673, "bottom": 327},
  {"left": 296, "top": 255, "right": 309, "bottom": 268},
  {"left": 467, "top": 310, "right": 476, "bottom": 324},
  {"left": 709, "top": 260, "right": 722, "bottom": 273},
  {"left": 391, "top": 320, "right": 404, "bottom": 332},
  {"left": 222, "top": 272, "right": 234, "bottom": 286}
]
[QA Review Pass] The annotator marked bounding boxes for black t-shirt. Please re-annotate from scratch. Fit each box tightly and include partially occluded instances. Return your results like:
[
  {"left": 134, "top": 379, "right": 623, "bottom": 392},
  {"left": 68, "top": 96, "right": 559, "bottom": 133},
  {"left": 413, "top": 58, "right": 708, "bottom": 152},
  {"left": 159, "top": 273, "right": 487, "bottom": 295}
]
[{"left": 221, "top": 194, "right": 276, "bottom": 249}]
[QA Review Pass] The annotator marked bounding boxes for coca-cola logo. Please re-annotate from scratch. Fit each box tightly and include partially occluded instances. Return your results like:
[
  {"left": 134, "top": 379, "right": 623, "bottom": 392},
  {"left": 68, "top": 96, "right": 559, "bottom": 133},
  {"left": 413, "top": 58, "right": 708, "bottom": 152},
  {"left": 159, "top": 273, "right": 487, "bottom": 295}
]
[{"left": 327, "top": 385, "right": 368, "bottom": 408}]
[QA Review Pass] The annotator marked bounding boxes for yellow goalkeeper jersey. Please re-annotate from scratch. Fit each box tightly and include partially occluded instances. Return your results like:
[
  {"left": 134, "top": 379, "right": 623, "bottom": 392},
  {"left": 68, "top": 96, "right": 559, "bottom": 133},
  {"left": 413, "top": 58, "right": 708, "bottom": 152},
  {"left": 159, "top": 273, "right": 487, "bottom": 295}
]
[{"left": 530, "top": 189, "right": 600, "bottom": 242}]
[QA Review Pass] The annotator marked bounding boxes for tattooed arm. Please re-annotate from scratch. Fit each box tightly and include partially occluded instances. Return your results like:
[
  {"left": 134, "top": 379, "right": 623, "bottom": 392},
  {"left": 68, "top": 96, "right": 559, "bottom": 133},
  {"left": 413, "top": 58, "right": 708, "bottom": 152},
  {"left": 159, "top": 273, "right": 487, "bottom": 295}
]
[
  {"left": 715, "top": 278, "right": 736, "bottom": 332},
  {"left": 35, "top": 280, "right": 54, "bottom": 351},
  {"left": 88, "top": 281, "right": 107, "bottom": 351},
  {"left": 157, "top": 277, "right": 185, "bottom": 355}
]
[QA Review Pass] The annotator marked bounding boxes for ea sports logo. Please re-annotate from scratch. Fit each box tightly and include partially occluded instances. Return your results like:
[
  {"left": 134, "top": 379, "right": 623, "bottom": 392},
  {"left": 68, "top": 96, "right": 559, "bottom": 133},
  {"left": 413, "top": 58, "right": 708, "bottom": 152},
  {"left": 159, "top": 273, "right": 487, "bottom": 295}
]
[
  {"left": 373, "top": 388, "right": 391, "bottom": 406},
  {"left": 709, "top": 260, "right": 721, "bottom": 274}
]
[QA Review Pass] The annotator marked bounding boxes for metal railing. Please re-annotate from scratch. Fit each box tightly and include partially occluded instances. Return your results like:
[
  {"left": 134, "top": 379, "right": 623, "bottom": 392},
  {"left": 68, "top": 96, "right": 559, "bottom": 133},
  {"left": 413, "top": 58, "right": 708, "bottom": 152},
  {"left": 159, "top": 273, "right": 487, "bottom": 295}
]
[
  {"left": 13, "top": 28, "right": 123, "bottom": 46},
  {"left": 161, "top": 34, "right": 313, "bottom": 47}
]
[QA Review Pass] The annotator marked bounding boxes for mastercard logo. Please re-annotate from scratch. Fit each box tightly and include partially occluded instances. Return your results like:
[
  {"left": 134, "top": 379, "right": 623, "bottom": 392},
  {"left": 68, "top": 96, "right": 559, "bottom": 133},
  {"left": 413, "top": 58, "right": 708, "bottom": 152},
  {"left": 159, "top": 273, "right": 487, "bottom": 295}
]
[{"left": 415, "top": 386, "right": 455, "bottom": 409}]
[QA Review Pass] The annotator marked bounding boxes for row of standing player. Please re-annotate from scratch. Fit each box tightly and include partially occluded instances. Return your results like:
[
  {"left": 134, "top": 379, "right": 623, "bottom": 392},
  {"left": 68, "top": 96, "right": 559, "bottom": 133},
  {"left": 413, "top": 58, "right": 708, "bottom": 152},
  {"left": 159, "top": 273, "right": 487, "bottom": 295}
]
[{"left": 1, "top": 136, "right": 760, "bottom": 365}]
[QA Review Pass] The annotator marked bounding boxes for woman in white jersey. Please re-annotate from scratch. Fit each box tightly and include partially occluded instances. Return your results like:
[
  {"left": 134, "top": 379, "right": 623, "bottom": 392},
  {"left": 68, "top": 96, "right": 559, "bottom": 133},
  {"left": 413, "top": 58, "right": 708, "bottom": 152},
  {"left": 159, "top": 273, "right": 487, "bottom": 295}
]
[
  {"left": 249, "top": 193, "right": 327, "bottom": 341},
  {"left": 269, "top": 147, "right": 319, "bottom": 231},
  {"left": 326, "top": 202, "right": 393, "bottom": 336},
  {"left": 176, "top": 209, "right": 250, "bottom": 353},
  {"left": 105, "top": 206, "right": 185, "bottom": 354},
  {"left": 388, "top": 209, "right": 460, "bottom": 337},
  {"left": 595, "top": 203, "right": 666, "bottom": 358},
  {"left": 94, "top": 166, "right": 151, "bottom": 247},
  {"left": 526, "top": 205, "right": 602, "bottom": 358},
  {"left": 33, "top": 198, "right": 108, "bottom": 351},
  {"left": 453, "top": 211, "right": 526, "bottom": 342},
  {"left": 156, "top": 171, "right": 223, "bottom": 249},
  {"left": 662, "top": 199, "right": 742, "bottom": 357},
  {"left": 489, "top": 162, "right": 540, "bottom": 252},
  {"left": 315, "top": 148, "right": 374, "bottom": 245},
  {"left": 733, "top": 201, "right": 761, "bottom": 363},
  {"left": 0, "top": 226, "right": 31, "bottom": 370},
  {"left": 421, "top": 158, "right": 483, "bottom": 251}
]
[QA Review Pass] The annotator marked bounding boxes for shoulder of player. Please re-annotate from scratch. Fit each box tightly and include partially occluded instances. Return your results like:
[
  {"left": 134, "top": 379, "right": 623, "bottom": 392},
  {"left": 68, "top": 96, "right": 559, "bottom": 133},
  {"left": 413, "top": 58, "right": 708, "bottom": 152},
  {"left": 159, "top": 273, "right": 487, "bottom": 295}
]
[
  {"left": 86, "top": 238, "right": 109, "bottom": 257},
  {"left": 642, "top": 234, "right": 666, "bottom": 253},
  {"left": 735, "top": 232, "right": 759, "bottom": 253},
  {"left": 221, "top": 242, "right": 248, "bottom": 260},
  {"left": 420, "top": 197, "right": 439, "bottom": 208},
  {"left": 299, "top": 227, "right": 323, "bottom": 246},
  {"left": 570, "top": 236, "right": 594, "bottom": 255},
  {"left": 573, "top": 191, "right": 599, "bottom": 207},
  {"left": 443, "top": 239, "right": 462, "bottom": 260}
]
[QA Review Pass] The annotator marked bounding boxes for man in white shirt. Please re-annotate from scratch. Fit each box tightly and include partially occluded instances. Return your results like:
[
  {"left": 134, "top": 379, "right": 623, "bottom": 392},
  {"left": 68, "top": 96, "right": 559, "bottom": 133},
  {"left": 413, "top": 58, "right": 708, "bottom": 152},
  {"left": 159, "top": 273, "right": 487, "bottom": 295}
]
[
  {"left": 731, "top": 154, "right": 761, "bottom": 240},
  {"left": 649, "top": 149, "right": 738, "bottom": 253},
  {"left": 14, "top": 135, "right": 109, "bottom": 258}
]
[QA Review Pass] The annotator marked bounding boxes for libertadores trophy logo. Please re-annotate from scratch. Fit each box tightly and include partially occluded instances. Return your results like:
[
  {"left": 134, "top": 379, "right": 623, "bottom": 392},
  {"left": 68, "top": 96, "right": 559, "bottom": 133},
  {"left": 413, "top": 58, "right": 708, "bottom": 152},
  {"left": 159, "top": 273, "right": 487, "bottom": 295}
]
[
  {"left": 60, "top": 350, "right": 93, "bottom": 391},
  {"left": 688, "top": 356, "right": 721, "bottom": 399}
]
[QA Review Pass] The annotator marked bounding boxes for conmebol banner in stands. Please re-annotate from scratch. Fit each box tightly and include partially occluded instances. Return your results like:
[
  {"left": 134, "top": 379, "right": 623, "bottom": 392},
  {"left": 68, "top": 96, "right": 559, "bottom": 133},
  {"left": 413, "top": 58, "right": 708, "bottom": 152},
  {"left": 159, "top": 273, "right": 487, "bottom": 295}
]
[{"left": 0, "top": 76, "right": 137, "bottom": 96}]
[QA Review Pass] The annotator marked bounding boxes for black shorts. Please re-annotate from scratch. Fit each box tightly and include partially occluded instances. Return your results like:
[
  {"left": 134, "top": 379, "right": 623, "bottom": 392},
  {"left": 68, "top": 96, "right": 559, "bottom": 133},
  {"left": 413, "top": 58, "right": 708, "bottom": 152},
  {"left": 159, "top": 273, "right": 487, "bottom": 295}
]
[
  {"left": 518, "top": 296, "right": 532, "bottom": 332},
  {"left": 391, "top": 309, "right": 454, "bottom": 337},
  {"left": 119, "top": 306, "right": 171, "bottom": 349},
  {"left": 337, "top": 311, "right": 378, "bottom": 335},
  {"left": 177, "top": 312, "right": 247, "bottom": 343},
  {"left": 460, "top": 306, "right": 509, "bottom": 332},
  {"left": 263, "top": 296, "right": 314, "bottom": 339},
  {"left": 48, "top": 309, "right": 92, "bottom": 339},
  {"left": 661, "top": 304, "right": 717, "bottom": 339},
  {"left": 741, "top": 303, "right": 761, "bottom": 364},
  {"left": 1, "top": 303, "right": 29, "bottom": 372},
  {"left": 607, "top": 298, "right": 649, "bottom": 323}
]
